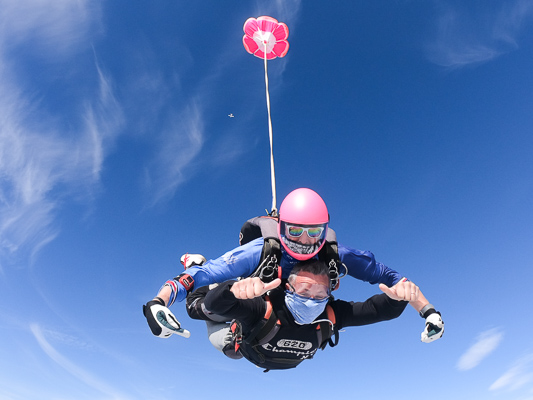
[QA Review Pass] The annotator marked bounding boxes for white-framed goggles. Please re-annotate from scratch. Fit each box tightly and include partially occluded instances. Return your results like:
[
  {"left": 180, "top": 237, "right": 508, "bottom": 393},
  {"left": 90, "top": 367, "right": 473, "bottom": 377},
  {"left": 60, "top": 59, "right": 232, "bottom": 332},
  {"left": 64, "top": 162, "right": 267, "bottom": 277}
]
[{"left": 286, "top": 225, "right": 325, "bottom": 239}]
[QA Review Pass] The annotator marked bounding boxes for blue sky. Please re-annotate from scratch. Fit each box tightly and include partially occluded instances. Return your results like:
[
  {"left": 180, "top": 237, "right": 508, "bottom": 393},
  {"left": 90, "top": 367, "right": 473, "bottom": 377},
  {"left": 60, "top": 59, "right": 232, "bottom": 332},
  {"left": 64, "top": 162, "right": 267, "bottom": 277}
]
[{"left": 1, "top": 0, "right": 533, "bottom": 399}]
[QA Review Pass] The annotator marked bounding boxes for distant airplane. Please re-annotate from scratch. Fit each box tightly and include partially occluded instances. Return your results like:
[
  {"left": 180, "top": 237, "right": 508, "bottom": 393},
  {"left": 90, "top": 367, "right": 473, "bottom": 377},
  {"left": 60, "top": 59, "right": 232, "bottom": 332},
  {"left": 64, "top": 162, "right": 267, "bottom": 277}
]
[{"left": 228, "top": 114, "right": 234, "bottom": 118}]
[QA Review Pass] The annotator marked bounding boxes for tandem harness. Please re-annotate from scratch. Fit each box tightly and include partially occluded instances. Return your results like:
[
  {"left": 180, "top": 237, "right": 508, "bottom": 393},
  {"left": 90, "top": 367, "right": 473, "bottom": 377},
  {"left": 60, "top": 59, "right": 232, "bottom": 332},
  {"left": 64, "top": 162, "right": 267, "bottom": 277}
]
[
  {"left": 239, "top": 216, "right": 347, "bottom": 292},
  {"left": 224, "top": 295, "right": 339, "bottom": 372}
]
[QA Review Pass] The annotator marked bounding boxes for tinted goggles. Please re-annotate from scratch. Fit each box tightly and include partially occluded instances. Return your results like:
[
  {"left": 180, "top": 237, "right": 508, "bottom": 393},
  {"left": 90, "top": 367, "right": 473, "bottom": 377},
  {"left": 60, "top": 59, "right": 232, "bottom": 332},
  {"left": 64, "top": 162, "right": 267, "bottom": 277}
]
[{"left": 286, "top": 225, "right": 325, "bottom": 239}]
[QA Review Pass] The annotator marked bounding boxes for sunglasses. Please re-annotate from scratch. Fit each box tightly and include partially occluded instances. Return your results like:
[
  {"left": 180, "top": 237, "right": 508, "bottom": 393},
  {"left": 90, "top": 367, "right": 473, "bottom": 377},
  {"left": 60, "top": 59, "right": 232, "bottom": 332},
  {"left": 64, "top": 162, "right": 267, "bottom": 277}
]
[
  {"left": 288, "top": 282, "right": 330, "bottom": 301},
  {"left": 286, "top": 225, "right": 325, "bottom": 239}
]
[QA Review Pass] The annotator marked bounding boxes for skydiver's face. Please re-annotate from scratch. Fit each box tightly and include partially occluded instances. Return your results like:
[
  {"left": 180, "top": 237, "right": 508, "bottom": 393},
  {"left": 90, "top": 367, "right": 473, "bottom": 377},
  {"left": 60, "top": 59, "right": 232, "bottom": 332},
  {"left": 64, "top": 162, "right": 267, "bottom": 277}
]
[{"left": 279, "top": 221, "right": 328, "bottom": 259}]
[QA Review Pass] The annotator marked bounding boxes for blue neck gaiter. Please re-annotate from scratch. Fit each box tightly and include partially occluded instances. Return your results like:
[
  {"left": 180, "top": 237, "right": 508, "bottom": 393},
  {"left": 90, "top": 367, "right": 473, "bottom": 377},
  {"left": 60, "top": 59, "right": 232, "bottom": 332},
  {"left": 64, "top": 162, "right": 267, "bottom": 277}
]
[{"left": 284, "top": 291, "right": 329, "bottom": 324}]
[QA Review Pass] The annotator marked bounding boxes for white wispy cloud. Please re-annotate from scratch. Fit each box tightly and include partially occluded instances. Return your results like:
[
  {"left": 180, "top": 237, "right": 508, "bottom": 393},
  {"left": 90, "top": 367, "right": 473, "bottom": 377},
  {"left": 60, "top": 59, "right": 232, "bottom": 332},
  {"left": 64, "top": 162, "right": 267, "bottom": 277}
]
[
  {"left": 84, "top": 61, "right": 125, "bottom": 179},
  {"left": 0, "top": 62, "right": 122, "bottom": 267},
  {"left": 268, "top": 0, "right": 302, "bottom": 23},
  {"left": 0, "top": 68, "right": 64, "bottom": 265},
  {"left": 0, "top": 0, "right": 100, "bottom": 56},
  {"left": 30, "top": 323, "right": 129, "bottom": 399},
  {"left": 457, "top": 328, "right": 503, "bottom": 371},
  {"left": 490, "top": 354, "right": 533, "bottom": 391},
  {"left": 426, "top": 0, "right": 533, "bottom": 67},
  {"left": 144, "top": 102, "right": 204, "bottom": 206},
  {"left": 0, "top": 0, "right": 122, "bottom": 268}
]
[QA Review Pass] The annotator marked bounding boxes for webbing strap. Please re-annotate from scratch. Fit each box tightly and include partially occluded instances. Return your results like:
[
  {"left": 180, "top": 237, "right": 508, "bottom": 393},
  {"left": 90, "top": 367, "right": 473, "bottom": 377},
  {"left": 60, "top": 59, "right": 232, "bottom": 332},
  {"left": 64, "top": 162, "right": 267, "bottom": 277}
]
[
  {"left": 245, "top": 298, "right": 279, "bottom": 345},
  {"left": 317, "top": 305, "right": 338, "bottom": 349}
]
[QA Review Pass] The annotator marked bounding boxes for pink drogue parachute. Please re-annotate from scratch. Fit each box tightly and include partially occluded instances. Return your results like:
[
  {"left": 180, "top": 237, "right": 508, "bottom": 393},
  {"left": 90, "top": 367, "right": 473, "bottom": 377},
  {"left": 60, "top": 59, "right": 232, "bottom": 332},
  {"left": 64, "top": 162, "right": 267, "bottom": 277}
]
[
  {"left": 242, "top": 16, "right": 289, "bottom": 215},
  {"left": 242, "top": 16, "right": 289, "bottom": 60}
]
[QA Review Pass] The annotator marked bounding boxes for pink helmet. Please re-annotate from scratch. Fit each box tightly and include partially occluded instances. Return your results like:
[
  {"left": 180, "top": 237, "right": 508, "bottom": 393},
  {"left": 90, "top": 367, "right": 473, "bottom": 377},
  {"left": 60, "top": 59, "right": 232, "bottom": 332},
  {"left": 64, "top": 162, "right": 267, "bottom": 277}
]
[{"left": 278, "top": 188, "right": 329, "bottom": 260}]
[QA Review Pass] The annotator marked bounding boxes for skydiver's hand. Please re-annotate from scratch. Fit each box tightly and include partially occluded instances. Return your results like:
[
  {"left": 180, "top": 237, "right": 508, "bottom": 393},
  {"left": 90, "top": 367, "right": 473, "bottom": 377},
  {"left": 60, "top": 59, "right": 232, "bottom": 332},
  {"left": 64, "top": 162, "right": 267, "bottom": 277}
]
[
  {"left": 379, "top": 278, "right": 420, "bottom": 302},
  {"left": 231, "top": 277, "right": 281, "bottom": 299},
  {"left": 143, "top": 298, "right": 191, "bottom": 339},
  {"left": 421, "top": 311, "right": 444, "bottom": 343}
]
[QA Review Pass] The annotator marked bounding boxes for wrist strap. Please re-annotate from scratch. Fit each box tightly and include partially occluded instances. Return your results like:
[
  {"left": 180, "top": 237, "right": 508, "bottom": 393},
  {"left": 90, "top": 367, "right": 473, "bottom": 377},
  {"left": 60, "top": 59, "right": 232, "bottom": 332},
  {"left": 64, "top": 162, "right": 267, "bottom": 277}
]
[
  {"left": 419, "top": 303, "right": 436, "bottom": 318},
  {"left": 177, "top": 273, "right": 195, "bottom": 293}
]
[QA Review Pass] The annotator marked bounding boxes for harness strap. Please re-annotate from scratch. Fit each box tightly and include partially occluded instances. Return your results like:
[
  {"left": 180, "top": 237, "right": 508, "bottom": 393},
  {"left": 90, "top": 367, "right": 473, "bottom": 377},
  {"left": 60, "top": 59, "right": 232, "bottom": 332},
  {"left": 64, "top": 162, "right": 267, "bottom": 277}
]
[
  {"left": 326, "top": 304, "right": 339, "bottom": 348},
  {"left": 245, "top": 297, "right": 280, "bottom": 345},
  {"left": 318, "top": 241, "right": 346, "bottom": 292},
  {"left": 250, "top": 237, "right": 282, "bottom": 282},
  {"left": 317, "top": 305, "right": 338, "bottom": 349}
]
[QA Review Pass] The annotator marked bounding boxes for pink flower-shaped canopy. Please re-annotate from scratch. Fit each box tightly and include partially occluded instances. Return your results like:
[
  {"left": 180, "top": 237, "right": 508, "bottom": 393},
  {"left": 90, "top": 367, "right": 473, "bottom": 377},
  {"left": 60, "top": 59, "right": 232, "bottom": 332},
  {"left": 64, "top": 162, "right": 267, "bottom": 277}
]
[{"left": 243, "top": 16, "right": 289, "bottom": 60}]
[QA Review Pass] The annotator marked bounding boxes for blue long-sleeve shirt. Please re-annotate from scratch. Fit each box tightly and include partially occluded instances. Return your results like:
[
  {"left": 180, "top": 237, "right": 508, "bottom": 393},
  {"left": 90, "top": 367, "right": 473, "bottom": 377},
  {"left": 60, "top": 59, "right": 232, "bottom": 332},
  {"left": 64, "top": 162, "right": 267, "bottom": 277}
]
[{"left": 166, "top": 238, "right": 402, "bottom": 305}]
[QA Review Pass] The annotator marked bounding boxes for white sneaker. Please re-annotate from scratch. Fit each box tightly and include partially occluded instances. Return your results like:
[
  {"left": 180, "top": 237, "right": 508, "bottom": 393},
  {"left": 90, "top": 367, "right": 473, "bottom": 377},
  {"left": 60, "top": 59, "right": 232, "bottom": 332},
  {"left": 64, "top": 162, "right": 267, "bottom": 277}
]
[{"left": 180, "top": 253, "right": 207, "bottom": 269}]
